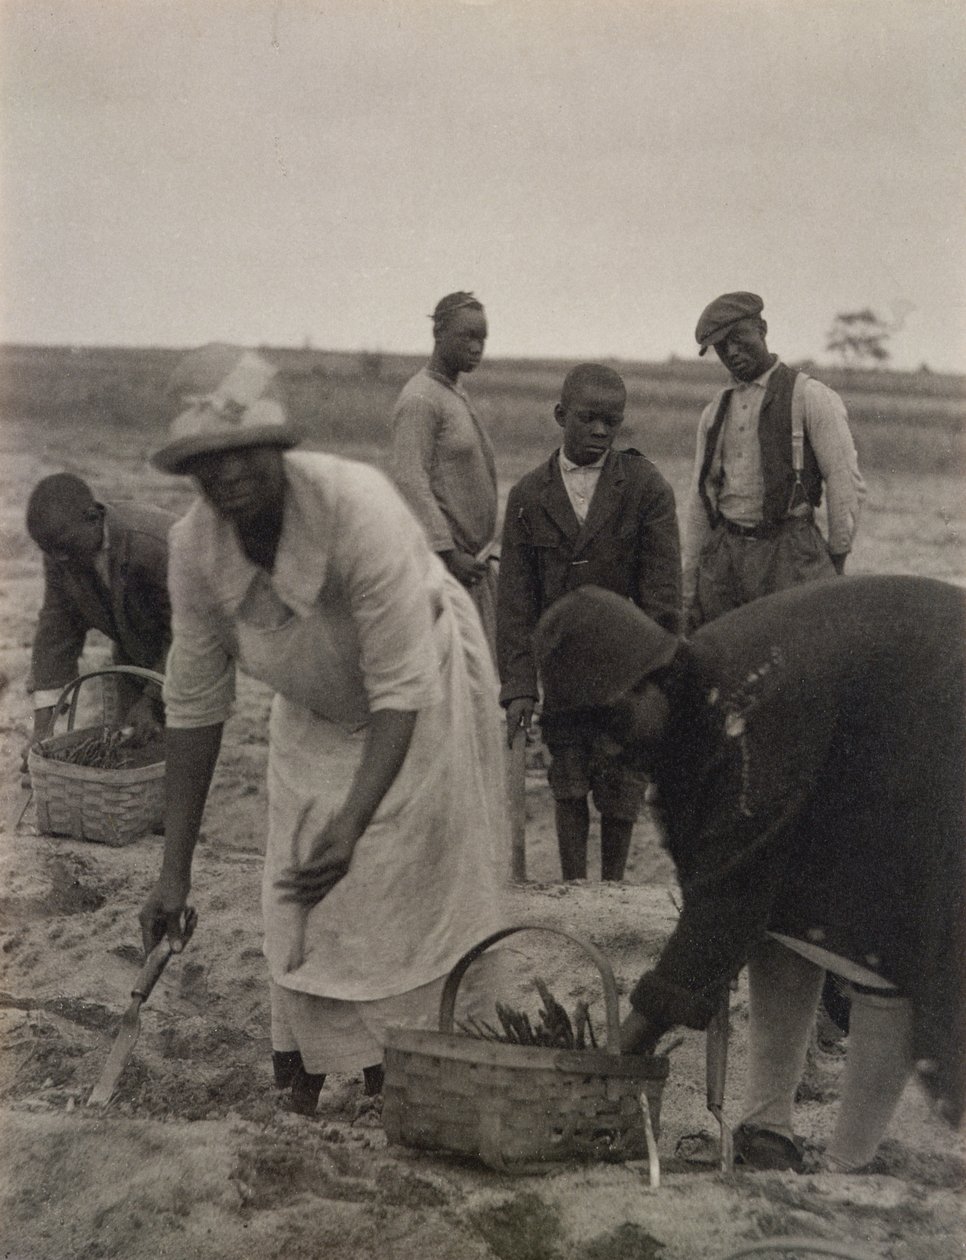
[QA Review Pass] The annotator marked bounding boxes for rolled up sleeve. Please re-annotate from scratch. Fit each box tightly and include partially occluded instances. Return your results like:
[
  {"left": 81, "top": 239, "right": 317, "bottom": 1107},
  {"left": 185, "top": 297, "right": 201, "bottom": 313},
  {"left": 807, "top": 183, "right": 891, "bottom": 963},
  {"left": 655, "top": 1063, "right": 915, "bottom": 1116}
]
[
  {"left": 334, "top": 468, "right": 443, "bottom": 714},
  {"left": 805, "top": 380, "right": 866, "bottom": 556},
  {"left": 163, "top": 535, "right": 236, "bottom": 728}
]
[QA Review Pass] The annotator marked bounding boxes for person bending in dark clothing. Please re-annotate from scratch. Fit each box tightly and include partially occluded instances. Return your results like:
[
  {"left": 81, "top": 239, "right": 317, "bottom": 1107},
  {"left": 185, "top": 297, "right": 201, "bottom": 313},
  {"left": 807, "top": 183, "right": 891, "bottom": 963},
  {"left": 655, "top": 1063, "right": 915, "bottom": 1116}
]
[{"left": 536, "top": 576, "right": 964, "bottom": 1171}]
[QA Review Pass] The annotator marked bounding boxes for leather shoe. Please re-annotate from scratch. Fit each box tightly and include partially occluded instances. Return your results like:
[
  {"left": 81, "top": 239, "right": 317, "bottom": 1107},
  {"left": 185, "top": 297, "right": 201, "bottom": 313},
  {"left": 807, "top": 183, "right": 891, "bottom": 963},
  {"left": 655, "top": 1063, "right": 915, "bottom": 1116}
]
[{"left": 734, "top": 1124, "right": 804, "bottom": 1172}]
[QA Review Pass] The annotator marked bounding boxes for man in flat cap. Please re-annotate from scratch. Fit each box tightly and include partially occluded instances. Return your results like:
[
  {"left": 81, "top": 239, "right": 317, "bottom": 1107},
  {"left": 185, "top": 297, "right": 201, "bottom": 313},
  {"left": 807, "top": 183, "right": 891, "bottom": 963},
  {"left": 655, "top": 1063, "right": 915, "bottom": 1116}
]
[{"left": 682, "top": 292, "right": 865, "bottom": 631}]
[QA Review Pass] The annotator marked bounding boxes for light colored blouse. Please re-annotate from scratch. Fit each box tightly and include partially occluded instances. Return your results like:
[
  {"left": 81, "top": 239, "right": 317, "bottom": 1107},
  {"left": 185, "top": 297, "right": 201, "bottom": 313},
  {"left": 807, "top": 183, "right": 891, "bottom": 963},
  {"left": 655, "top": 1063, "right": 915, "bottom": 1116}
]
[{"left": 163, "top": 451, "right": 444, "bottom": 729}]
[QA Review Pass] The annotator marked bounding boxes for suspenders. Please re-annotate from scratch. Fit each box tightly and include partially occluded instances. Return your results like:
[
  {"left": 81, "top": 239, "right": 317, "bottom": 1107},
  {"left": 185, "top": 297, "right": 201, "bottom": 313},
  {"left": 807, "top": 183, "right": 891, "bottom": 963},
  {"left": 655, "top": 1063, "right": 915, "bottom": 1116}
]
[
  {"left": 787, "top": 371, "right": 809, "bottom": 513},
  {"left": 700, "top": 366, "right": 813, "bottom": 527}
]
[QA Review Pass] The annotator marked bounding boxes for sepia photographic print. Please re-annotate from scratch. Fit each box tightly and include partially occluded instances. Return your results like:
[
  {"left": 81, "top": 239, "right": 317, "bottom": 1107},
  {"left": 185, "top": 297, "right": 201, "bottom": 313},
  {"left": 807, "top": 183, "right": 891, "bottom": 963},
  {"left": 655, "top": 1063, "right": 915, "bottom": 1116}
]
[{"left": 1, "top": 2, "right": 963, "bottom": 1258}]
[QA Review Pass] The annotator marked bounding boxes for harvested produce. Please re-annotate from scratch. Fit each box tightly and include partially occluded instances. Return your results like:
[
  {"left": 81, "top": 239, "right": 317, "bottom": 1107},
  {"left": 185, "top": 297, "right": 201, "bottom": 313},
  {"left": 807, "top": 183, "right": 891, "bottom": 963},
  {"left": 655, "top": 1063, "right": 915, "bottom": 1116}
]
[
  {"left": 38, "top": 726, "right": 160, "bottom": 770},
  {"left": 457, "top": 978, "right": 599, "bottom": 1050},
  {"left": 457, "top": 977, "right": 685, "bottom": 1057}
]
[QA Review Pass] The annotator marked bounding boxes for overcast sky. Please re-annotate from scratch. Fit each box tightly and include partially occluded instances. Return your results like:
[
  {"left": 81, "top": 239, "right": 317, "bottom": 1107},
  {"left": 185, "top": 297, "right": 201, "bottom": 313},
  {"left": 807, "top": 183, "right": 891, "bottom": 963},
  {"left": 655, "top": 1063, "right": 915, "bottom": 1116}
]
[{"left": 2, "top": 0, "right": 964, "bottom": 370}]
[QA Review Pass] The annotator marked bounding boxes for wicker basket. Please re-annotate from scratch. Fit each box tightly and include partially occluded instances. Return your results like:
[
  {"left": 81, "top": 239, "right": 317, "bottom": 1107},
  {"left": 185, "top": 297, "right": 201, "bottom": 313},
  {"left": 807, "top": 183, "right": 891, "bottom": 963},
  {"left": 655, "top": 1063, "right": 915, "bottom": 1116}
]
[
  {"left": 383, "top": 925, "right": 669, "bottom": 1175},
  {"left": 28, "top": 666, "right": 165, "bottom": 846}
]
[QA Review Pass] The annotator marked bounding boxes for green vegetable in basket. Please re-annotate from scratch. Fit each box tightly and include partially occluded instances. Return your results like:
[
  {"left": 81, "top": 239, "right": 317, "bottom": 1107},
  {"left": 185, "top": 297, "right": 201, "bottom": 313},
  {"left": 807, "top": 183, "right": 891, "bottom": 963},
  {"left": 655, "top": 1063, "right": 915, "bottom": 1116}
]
[{"left": 457, "top": 978, "right": 598, "bottom": 1051}]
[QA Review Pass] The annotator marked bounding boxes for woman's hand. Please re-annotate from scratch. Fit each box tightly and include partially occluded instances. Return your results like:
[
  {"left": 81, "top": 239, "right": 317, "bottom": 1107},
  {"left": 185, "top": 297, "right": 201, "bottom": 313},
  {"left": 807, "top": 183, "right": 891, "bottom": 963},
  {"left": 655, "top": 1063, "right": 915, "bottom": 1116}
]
[
  {"left": 275, "top": 813, "right": 361, "bottom": 907},
  {"left": 139, "top": 875, "right": 191, "bottom": 956},
  {"left": 275, "top": 709, "right": 417, "bottom": 908}
]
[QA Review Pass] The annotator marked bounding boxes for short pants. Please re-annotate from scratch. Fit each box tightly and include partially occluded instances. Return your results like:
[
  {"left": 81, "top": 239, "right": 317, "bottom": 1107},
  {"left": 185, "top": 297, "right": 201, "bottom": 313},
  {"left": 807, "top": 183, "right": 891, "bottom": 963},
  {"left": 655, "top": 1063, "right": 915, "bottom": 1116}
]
[{"left": 544, "top": 716, "right": 647, "bottom": 821}]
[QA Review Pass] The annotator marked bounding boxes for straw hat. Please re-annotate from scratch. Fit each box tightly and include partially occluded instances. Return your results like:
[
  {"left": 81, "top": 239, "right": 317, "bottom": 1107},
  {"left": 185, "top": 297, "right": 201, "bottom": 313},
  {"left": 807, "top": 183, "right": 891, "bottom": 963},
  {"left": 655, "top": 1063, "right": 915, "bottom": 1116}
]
[{"left": 151, "top": 343, "right": 302, "bottom": 473}]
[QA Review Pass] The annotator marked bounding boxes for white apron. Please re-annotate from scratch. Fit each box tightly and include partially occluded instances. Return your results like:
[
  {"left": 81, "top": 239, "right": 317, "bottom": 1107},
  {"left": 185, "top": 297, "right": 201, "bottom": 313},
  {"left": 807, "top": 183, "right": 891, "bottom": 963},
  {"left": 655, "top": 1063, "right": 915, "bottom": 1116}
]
[{"left": 232, "top": 572, "right": 507, "bottom": 1002}]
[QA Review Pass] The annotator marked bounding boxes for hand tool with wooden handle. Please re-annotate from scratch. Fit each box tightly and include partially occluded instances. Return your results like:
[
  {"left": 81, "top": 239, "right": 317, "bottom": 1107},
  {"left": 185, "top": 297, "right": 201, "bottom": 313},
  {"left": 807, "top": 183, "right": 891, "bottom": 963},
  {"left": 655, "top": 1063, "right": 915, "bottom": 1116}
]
[
  {"left": 508, "top": 725, "right": 527, "bottom": 882},
  {"left": 706, "top": 983, "right": 734, "bottom": 1172},
  {"left": 87, "top": 907, "right": 197, "bottom": 1107}
]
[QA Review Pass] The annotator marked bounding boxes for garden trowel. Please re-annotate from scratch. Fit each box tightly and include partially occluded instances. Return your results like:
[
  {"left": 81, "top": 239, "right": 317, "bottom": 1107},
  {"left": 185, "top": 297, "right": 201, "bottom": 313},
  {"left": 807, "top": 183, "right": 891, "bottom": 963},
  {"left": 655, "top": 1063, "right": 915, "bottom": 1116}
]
[{"left": 87, "top": 907, "right": 197, "bottom": 1107}]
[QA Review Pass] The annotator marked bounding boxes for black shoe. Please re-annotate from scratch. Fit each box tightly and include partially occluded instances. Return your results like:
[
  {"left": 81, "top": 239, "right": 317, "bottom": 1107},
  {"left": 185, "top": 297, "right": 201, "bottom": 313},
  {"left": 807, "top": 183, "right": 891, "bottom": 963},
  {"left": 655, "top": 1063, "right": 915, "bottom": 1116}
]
[
  {"left": 362, "top": 1064, "right": 384, "bottom": 1096},
  {"left": 291, "top": 1064, "right": 326, "bottom": 1116},
  {"left": 734, "top": 1124, "right": 804, "bottom": 1172},
  {"left": 272, "top": 1050, "right": 303, "bottom": 1089}
]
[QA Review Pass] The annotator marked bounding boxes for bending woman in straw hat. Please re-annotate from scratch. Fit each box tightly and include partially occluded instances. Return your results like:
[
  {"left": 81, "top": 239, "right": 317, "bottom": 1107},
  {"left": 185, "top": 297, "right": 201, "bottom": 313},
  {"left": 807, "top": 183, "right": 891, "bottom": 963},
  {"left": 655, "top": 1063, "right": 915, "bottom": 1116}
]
[{"left": 139, "top": 344, "right": 508, "bottom": 1114}]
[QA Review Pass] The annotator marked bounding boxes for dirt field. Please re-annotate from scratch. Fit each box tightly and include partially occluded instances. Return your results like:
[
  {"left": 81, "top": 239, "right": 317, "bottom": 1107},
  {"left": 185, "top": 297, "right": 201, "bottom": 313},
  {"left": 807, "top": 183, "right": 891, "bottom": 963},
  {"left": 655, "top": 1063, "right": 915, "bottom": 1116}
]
[{"left": 1, "top": 391, "right": 964, "bottom": 1260}]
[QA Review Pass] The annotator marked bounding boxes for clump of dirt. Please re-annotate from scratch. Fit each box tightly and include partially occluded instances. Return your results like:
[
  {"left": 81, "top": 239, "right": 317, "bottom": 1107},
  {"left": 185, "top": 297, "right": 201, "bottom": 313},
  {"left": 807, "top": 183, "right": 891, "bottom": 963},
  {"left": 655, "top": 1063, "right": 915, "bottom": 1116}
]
[
  {"left": 372, "top": 1163, "right": 449, "bottom": 1209},
  {"left": 0, "top": 850, "right": 111, "bottom": 930},
  {"left": 468, "top": 1191, "right": 563, "bottom": 1260},
  {"left": 231, "top": 1134, "right": 378, "bottom": 1210},
  {"left": 584, "top": 1223, "right": 667, "bottom": 1260}
]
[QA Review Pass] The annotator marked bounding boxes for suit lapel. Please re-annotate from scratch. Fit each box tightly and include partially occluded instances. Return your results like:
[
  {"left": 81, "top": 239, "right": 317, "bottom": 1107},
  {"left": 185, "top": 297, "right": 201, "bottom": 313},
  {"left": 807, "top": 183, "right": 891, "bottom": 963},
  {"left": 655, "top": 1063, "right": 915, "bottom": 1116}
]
[{"left": 538, "top": 455, "right": 581, "bottom": 543}]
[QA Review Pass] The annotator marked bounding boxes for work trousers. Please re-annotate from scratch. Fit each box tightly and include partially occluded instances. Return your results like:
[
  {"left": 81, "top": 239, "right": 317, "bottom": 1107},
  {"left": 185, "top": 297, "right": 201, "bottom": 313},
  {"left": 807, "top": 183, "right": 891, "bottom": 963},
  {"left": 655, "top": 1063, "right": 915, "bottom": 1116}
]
[
  {"left": 741, "top": 937, "right": 914, "bottom": 1171},
  {"left": 691, "top": 516, "right": 836, "bottom": 630}
]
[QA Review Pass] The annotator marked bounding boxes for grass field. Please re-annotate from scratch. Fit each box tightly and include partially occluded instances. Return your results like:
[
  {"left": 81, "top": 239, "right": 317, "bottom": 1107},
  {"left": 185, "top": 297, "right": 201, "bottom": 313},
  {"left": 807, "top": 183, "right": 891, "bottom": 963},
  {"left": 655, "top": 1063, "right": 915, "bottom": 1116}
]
[
  {"left": 2, "top": 342, "right": 964, "bottom": 477},
  {"left": 3, "top": 341, "right": 963, "bottom": 590}
]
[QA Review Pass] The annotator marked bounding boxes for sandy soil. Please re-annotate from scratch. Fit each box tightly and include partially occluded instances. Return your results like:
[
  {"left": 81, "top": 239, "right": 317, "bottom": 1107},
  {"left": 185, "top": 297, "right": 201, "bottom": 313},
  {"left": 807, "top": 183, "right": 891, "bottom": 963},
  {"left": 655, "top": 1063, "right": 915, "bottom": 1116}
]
[{"left": 1, "top": 411, "right": 964, "bottom": 1260}]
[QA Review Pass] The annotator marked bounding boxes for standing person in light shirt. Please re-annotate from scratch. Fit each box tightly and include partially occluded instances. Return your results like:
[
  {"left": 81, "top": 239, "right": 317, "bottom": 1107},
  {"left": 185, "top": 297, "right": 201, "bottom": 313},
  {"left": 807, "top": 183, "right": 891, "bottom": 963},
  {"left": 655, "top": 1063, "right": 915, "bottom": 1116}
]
[
  {"left": 682, "top": 291, "right": 865, "bottom": 632},
  {"left": 497, "top": 363, "right": 681, "bottom": 883},
  {"left": 389, "top": 291, "right": 499, "bottom": 656},
  {"left": 682, "top": 292, "right": 866, "bottom": 1043}
]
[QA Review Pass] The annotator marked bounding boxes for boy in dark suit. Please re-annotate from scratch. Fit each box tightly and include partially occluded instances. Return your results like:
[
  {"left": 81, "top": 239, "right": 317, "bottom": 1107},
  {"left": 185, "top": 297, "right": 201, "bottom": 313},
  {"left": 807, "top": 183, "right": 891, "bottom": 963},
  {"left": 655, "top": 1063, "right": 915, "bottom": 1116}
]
[{"left": 497, "top": 364, "right": 681, "bottom": 881}]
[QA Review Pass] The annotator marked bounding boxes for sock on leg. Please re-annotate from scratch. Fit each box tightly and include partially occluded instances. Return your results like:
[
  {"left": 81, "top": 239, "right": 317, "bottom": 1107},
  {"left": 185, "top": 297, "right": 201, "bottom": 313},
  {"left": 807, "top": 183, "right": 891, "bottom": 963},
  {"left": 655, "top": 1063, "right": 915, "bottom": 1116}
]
[
  {"left": 741, "top": 938, "right": 825, "bottom": 1140},
  {"left": 826, "top": 987, "right": 913, "bottom": 1170}
]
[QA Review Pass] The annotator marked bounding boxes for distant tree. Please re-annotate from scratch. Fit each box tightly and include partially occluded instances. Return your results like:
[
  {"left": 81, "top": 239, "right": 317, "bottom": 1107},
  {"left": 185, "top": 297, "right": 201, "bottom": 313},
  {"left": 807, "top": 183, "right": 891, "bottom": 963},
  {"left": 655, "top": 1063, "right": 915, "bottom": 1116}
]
[{"left": 825, "top": 309, "right": 892, "bottom": 367}]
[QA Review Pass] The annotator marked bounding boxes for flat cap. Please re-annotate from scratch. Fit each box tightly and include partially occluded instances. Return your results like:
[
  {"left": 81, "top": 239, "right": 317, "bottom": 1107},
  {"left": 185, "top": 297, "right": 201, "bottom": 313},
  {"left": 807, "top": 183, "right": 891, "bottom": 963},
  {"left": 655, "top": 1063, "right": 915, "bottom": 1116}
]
[
  {"left": 695, "top": 291, "right": 764, "bottom": 356},
  {"left": 535, "top": 586, "right": 679, "bottom": 714}
]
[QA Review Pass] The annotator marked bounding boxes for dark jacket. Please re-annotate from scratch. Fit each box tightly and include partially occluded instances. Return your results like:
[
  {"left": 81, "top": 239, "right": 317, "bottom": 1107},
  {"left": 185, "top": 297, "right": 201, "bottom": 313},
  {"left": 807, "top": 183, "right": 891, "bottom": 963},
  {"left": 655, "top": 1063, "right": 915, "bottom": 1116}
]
[
  {"left": 29, "top": 501, "right": 175, "bottom": 697},
  {"left": 698, "top": 362, "right": 823, "bottom": 528},
  {"left": 629, "top": 575, "right": 966, "bottom": 1125},
  {"left": 497, "top": 448, "right": 682, "bottom": 708}
]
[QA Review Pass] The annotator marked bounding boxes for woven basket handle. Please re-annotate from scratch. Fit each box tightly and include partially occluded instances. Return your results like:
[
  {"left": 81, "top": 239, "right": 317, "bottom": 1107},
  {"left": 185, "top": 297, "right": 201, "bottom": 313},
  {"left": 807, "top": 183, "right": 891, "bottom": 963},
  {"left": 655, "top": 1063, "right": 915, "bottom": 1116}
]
[
  {"left": 50, "top": 666, "right": 165, "bottom": 734},
  {"left": 718, "top": 1242, "right": 882, "bottom": 1260},
  {"left": 438, "top": 924, "right": 622, "bottom": 1051}
]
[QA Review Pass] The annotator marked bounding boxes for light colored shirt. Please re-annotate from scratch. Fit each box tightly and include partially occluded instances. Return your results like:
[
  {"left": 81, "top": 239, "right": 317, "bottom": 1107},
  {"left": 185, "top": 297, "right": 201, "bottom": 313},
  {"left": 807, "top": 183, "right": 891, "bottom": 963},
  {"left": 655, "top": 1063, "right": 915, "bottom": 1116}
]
[
  {"left": 389, "top": 367, "right": 498, "bottom": 556},
  {"left": 715, "top": 360, "right": 779, "bottom": 528},
  {"left": 681, "top": 360, "right": 866, "bottom": 606},
  {"left": 163, "top": 452, "right": 443, "bottom": 729},
  {"left": 558, "top": 448, "right": 607, "bottom": 523}
]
